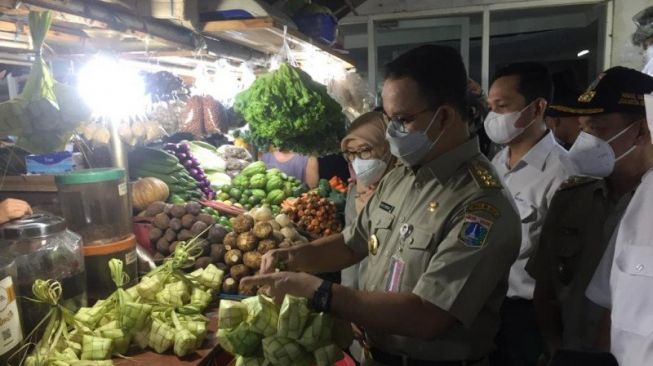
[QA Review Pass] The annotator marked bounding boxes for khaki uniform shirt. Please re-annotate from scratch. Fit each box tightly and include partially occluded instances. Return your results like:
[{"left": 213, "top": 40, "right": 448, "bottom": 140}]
[
  {"left": 527, "top": 176, "right": 632, "bottom": 351},
  {"left": 343, "top": 137, "right": 521, "bottom": 362}
]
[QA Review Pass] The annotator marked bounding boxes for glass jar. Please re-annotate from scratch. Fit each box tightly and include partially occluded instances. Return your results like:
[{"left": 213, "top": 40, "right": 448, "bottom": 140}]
[
  {"left": 0, "top": 214, "right": 87, "bottom": 335},
  {"left": 0, "top": 257, "right": 23, "bottom": 365},
  {"left": 55, "top": 168, "right": 131, "bottom": 245}
]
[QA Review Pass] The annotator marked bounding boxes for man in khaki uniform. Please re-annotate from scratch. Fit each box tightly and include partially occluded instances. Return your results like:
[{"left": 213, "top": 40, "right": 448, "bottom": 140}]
[
  {"left": 242, "top": 45, "right": 521, "bottom": 366},
  {"left": 528, "top": 67, "right": 653, "bottom": 364}
]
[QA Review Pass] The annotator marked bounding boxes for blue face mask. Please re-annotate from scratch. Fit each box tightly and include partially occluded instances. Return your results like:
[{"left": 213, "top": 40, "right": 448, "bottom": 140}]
[{"left": 385, "top": 108, "right": 447, "bottom": 167}]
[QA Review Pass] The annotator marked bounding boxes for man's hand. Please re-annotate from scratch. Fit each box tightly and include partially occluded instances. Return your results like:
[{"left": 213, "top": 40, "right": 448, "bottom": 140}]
[
  {"left": 240, "top": 271, "right": 322, "bottom": 304},
  {"left": 259, "top": 247, "right": 298, "bottom": 274},
  {"left": 0, "top": 199, "right": 32, "bottom": 224}
]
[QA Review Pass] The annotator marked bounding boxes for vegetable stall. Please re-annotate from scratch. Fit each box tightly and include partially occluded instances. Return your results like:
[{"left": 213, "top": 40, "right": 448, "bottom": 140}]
[{"left": 0, "top": 1, "right": 369, "bottom": 365}]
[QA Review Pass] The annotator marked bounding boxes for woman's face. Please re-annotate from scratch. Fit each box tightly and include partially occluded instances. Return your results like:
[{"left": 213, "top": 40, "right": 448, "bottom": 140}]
[{"left": 343, "top": 140, "right": 384, "bottom": 162}]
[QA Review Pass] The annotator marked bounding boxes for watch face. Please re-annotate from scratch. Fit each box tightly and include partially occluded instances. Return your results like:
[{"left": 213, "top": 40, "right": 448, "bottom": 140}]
[{"left": 319, "top": 296, "right": 328, "bottom": 308}]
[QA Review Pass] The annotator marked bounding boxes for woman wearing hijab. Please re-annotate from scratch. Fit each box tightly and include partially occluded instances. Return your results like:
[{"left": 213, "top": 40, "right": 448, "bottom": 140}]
[{"left": 340, "top": 111, "right": 396, "bottom": 288}]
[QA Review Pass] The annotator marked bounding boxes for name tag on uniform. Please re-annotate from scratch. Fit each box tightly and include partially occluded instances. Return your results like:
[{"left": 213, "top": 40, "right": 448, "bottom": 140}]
[
  {"left": 379, "top": 201, "right": 394, "bottom": 213},
  {"left": 385, "top": 255, "right": 405, "bottom": 292}
]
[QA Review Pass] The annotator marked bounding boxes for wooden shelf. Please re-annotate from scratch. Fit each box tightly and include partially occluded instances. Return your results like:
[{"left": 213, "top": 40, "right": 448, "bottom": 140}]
[
  {"left": 202, "top": 17, "right": 354, "bottom": 70},
  {"left": 0, "top": 175, "right": 57, "bottom": 192}
]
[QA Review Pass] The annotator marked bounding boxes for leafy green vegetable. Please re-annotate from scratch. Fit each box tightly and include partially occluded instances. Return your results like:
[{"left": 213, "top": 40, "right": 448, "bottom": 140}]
[{"left": 234, "top": 63, "right": 346, "bottom": 156}]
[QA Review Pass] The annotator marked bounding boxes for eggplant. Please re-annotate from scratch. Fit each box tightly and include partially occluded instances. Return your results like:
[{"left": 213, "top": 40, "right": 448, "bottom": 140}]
[
  {"left": 189, "top": 168, "right": 200, "bottom": 176},
  {"left": 177, "top": 152, "right": 188, "bottom": 160},
  {"left": 178, "top": 143, "right": 190, "bottom": 153},
  {"left": 184, "top": 160, "right": 194, "bottom": 168}
]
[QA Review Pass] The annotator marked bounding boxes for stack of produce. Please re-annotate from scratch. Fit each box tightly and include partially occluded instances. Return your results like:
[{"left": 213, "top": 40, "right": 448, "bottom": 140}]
[
  {"left": 144, "top": 201, "right": 230, "bottom": 269},
  {"left": 129, "top": 147, "right": 203, "bottom": 203},
  {"left": 186, "top": 141, "right": 232, "bottom": 190},
  {"left": 164, "top": 142, "right": 220, "bottom": 200},
  {"left": 234, "top": 63, "right": 347, "bottom": 156},
  {"left": 216, "top": 145, "right": 253, "bottom": 178},
  {"left": 282, "top": 189, "right": 343, "bottom": 238},
  {"left": 201, "top": 205, "right": 234, "bottom": 230},
  {"left": 180, "top": 95, "right": 227, "bottom": 136},
  {"left": 146, "top": 100, "right": 186, "bottom": 135},
  {"left": 79, "top": 118, "right": 166, "bottom": 147},
  {"left": 217, "top": 294, "right": 353, "bottom": 366},
  {"left": 216, "top": 161, "right": 307, "bottom": 212},
  {"left": 212, "top": 209, "right": 309, "bottom": 296}
]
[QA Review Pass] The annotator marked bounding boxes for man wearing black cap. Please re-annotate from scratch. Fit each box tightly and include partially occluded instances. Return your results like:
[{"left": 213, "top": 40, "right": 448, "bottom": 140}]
[
  {"left": 528, "top": 67, "right": 653, "bottom": 365},
  {"left": 544, "top": 71, "right": 582, "bottom": 150}
]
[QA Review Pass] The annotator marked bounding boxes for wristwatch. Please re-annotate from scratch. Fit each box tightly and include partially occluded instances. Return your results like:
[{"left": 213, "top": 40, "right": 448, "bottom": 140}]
[{"left": 311, "top": 280, "right": 333, "bottom": 312}]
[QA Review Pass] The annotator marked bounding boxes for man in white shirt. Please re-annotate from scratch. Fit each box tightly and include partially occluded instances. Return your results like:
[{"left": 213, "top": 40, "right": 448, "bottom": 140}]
[
  {"left": 485, "top": 62, "right": 576, "bottom": 366},
  {"left": 586, "top": 69, "right": 653, "bottom": 366},
  {"left": 632, "top": 6, "right": 653, "bottom": 76}
]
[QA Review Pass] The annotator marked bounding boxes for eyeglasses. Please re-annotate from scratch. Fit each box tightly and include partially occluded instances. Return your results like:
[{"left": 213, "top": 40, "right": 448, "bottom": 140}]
[
  {"left": 383, "top": 107, "right": 432, "bottom": 133},
  {"left": 343, "top": 147, "right": 373, "bottom": 161}
]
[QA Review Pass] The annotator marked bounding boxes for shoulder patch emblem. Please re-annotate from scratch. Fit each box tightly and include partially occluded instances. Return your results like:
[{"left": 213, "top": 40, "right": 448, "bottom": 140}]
[
  {"left": 559, "top": 176, "right": 598, "bottom": 190},
  {"left": 467, "top": 201, "right": 501, "bottom": 218},
  {"left": 459, "top": 213, "right": 493, "bottom": 248},
  {"left": 469, "top": 160, "right": 502, "bottom": 189}
]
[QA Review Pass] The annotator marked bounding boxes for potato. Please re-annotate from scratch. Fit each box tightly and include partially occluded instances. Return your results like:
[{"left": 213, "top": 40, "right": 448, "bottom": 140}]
[
  {"left": 278, "top": 240, "right": 292, "bottom": 249},
  {"left": 163, "top": 203, "right": 173, "bottom": 215},
  {"left": 243, "top": 251, "right": 262, "bottom": 270},
  {"left": 216, "top": 262, "right": 228, "bottom": 272},
  {"left": 194, "top": 256, "right": 212, "bottom": 270},
  {"left": 170, "top": 204, "right": 186, "bottom": 218},
  {"left": 169, "top": 218, "right": 182, "bottom": 231},
  {"left": 196, "top": 239, "right": 210, "bottom": 257},
  {"left": 181, "top": 214, "right": 195, "bottom": 229},
  {"left": 252, "top": 222, "right": 273, "bottom": 240},
  {"left": 153, "top": 252, "right": 165, "bottom": 263},
  {"left": 208, "top": 225, "right": 228, "bottom": 243},
  {"left": 177, "top": 229, "right": 193, "bottom": 241},
  {"left": 236, "top": 232, "right": 258, "bottom": 252},
  {"left": 230, "top": 264, "right": 252, "bottom": 282},
  {"left": 224, "top": 249, "right": 243, "bottom": 266},
  {"left": 257, "top": 239, "right": 277, "bottom": 255},
  {"left": 186, "top": 202, "right": 202, "bottom": 216},
  {"left": 232, "top": 214, "right": 255, "bottom": 234},
  {"left": 197, "top": 213, "right": 215, "bottom": 226},
  {"left": 149, "top": 227, "right": 163, "bottom": 242},
  {"left": 156, "top": 238, "right": 170, "bottom": 255},
  {"left": 223, "top": 232, "right": 238, "bottom": 250},
  {"left": 145, "top": 201, "right": 167, "bottom": 217},
  {"left": 210, "top": 244, "right": 226, "bottom": 263},
  {"left": 271, "top": 231, "right": 284, "bottom": 244},
  {"left": 268, "top": 220, "right": 281, "bottom": 231},
  {"left": 164, "top": 228, "right": 177, "bottom": 243},
  {"left": 190, "top": 221, "right": 209, "bottom": 236},
  {"left": 222, "top": 277, "right": 238, "bottom": 294},
  {"left": 153, "top": 213, "right": 170, "bottom": 230}
]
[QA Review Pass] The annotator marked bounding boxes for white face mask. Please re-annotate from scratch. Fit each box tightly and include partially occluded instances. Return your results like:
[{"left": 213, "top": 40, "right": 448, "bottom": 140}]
[
  {"left": 643, "top": 46, "right": 653, "bottom": 77},
  {"left": 352, "top": 158, "right": 387, "bottom": 187},
  {"left": 567, "top": 122, "right": 640, "bottom": 177},
  {"left": 386, "top": 108, "right": 447, "bottom": 167},
  {"left": 483, "top": 103, "right": 537, "bottom": 144}
]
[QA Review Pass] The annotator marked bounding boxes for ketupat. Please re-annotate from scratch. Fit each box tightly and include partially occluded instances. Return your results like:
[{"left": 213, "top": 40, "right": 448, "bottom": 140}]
[
  {"left": 314, "top": 344, "right": 344, "bottom": 366},
  {"left": 243, "top": 295, "right": 279, "bottom": 337},
  {"left": 298, "top": 313, "right": 334, "bottom": 351},
  {"left": 218, "top": 300, "right": 249, "bottom": 329},
  {"left": 277, "top": 295, "right": 310, "bottom": 340},
  {"left": 217, "top": 322, "right": 263, "bottom": 357},
  {"left": 261, "top": 336, "right": 311, "bottom": 366},
  {"left": 236, "top": 356, "right": 270, "bottom": 366}
]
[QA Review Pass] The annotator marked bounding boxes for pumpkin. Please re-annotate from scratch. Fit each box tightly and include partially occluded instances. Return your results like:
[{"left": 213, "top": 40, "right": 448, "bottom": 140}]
[{"left": 132, "top": 177, "right": 170, "bottom": 211}]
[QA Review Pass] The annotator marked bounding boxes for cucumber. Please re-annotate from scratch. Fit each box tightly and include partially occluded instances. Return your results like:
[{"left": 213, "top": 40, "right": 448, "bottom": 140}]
[
  {"left": 135, "top": 161, "right": 183, "bottom": 175},
  {"left": 132, "top": 147, "right": 179, "bottom": 166},
  {"left": 132, "top": 168, "right": 180, "bottom": 185}
]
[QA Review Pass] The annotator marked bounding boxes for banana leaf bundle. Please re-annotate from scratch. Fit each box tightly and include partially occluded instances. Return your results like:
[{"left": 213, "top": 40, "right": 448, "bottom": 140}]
[{"left": 0, "top": 11, "right": 90, "bottom": 154}]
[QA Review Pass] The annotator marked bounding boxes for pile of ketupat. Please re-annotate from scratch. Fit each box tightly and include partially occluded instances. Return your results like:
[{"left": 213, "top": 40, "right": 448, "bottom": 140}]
[
  {"left": 18, "top": 233, "right": 225, "bottom": 366},
  {"left": 218, "top": 295, "right": 354, "bottom": 366}
]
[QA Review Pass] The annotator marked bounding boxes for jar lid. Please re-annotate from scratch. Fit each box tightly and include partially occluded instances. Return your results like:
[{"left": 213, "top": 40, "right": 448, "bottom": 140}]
[
  {"left": 55, "top": 168, "right": 125, "bottom": 185},
  {"left": 0, "top": 214, "right": 67, "bottom": 240}
]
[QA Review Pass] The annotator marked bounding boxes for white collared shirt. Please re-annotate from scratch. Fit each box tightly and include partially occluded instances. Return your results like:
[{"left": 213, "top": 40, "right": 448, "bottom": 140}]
[
  {"left": 586, "top": 168, "right": 653, "bottom": 366},
  {"left": 492, "top": 131, "right": 576, "bottom": 299}
]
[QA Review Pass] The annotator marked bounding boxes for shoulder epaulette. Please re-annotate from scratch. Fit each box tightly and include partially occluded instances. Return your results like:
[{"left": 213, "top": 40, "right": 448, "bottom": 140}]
[
  {"left": 559, "top": 175, "right": 600, "bottom": 190},
  {"left": 469, "top": 159, "right": 502, "bottom": 189}
]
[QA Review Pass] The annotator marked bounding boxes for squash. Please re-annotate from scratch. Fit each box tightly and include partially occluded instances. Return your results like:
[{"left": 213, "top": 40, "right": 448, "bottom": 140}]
[{"left": 132, "top": 177, "right": 170, "bottom": 211}]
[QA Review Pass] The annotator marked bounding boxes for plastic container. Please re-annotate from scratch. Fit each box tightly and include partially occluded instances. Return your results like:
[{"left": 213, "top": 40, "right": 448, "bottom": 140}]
[
  {"left": 292, "top": 12, "right": 338, "bottom": 45},
  {"left": 0, "top": 214, "right": 87, "bottom": 335},
  {"left": 56, "top": 168, "right": 131, "bottom": 245},
  {"left": 83, "top": 234, "right": 138, "bottom": 302},
  {"left": 0, "top": 257, "right": 23, "bottom": 365}
]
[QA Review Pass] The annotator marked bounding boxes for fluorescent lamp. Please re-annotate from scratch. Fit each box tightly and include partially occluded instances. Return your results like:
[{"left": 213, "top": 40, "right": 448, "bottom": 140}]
[{"left": 577, "top": 49, "right": 590, "bottom": 57}]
